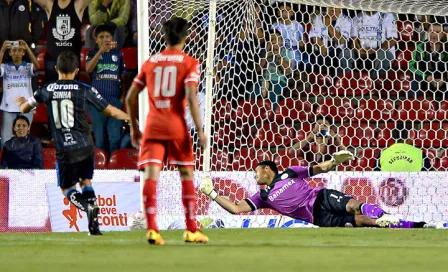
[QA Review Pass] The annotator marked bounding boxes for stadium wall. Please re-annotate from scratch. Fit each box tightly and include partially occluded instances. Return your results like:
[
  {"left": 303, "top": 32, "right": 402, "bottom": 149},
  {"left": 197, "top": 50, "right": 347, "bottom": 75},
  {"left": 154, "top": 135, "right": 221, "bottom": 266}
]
[{"left": 0, "top": 170, "right": 447, "bottom": 232}]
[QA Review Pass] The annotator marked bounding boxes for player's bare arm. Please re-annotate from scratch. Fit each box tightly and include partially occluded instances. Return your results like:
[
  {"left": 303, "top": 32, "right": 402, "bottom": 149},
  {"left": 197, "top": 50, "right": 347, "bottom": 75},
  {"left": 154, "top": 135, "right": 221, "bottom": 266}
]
[
  {"left": 125, "top": 84, "right": 143, "bottom": 148},
  {"left": 33, "top": 0, "right": 53, "bottom": 14},
  {"left": 76, "top": 0, "right": 94, "bottom": 16},
  {"left": 102, "top": 105, "right": 129, "bottom": 121},
  {"left": 185, "top": 85, "right": 206, "bottom": 148},
  {"left": 200, "top": 177, "right": 252, "bottom": 214},
  {"left": 15, "top": 96, "right": 34, "bottom": 114},
  {"left": 313, "top": 150, "right": 354, "bottom": 175}
]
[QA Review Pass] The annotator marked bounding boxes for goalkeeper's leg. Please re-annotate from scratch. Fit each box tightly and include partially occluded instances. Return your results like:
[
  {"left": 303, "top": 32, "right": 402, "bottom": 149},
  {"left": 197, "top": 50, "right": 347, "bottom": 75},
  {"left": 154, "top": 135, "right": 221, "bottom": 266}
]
[
  {"left": 355, "top": 215, "right": 428, "bottom": 229},
  {"left": 319, "top": 189, "right": 400, "bottom": 227}
]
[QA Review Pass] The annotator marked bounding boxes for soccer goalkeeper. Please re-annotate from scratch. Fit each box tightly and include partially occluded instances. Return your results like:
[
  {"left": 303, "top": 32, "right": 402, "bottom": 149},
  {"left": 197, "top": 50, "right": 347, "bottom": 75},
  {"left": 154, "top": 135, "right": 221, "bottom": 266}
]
[{"left": 200, "top": 151, "right": 439, "bottom": 229}]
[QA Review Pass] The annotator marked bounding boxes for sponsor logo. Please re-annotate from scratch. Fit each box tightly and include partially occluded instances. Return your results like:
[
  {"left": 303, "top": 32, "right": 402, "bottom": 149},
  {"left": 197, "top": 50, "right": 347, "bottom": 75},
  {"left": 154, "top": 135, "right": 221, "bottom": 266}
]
[
  {"left": 388, "top": 155, "right": 414, "bottom": 164},
  {"left": 379, "top": 178, "right": 408, "bottom": 206},
  {"left": 47, "top": 83, "right": 79, "bottom": 92},
  {"left": 62, "top": 197, "right": 82, "bottom": 232},
  {"left": 7, "top": 83, "right": 27, "bottom": 89},
  {"left": 52, "top": 15, "right": 75, "bottom": 46},
  {"left": 268, "top": 180, "right": 295, "bottom": 201},
  {"left": 97, "top": 195, "right": 128, "bottom": 227},
  {"left": 96, "top": 74, "right": 118, "bottom": 80},
  {"left": 150, "top": 54, "right": 184, "bottom": 63},
  {"left": 96, "top": 63, "right": 118, "bottom": 73}
]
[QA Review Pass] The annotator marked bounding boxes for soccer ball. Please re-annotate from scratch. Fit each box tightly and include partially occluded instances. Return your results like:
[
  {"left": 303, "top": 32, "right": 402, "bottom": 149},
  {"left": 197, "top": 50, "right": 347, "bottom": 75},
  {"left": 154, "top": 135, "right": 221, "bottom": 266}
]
[{"left": 127, "top": 211, "right": 147, "bottom": 231}]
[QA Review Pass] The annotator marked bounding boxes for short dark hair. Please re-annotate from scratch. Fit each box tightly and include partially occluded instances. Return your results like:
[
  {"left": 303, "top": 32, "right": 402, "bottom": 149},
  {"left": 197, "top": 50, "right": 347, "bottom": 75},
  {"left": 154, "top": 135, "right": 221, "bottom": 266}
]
[
  {"left": 13, "top": 115, "right": 30, "bottom": 127},
  {"left": 94, "top": 24, "right": 114, "bottom": 37},
  {"left": 256, "top": 160, "right": 279, "bottom": 175},
  {"left": 162, "top": 17, "right": 190, "bottom": 46},
  {"left": 316, "top": 115, "right": 333, "bottom": 126},
  {"left": 57, "top": 51, "right": 79, "bottom": 74}
]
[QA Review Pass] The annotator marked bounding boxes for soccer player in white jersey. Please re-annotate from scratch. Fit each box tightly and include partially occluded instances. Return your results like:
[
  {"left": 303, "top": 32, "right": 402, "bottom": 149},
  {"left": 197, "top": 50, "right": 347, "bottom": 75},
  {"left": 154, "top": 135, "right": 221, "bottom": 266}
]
[
  {"left": 0, "top": 40, "right": 40, "bottom": 147},
  {"left": 308, "top": 7, "right": 352, "bottom": 74},
  {"left": 340, "top": 11, "right": 398, "bottom": 79}
]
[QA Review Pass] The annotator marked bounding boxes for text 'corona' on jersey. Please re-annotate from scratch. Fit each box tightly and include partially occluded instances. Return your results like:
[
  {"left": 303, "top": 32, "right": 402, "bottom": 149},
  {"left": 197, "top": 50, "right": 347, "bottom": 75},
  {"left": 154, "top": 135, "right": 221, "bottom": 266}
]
[
  {"left": 150, "top": 54, "right": 184, "bottom": 63},
  {"left": 47, "top": 83, "right": 79, "bottom": 92}
]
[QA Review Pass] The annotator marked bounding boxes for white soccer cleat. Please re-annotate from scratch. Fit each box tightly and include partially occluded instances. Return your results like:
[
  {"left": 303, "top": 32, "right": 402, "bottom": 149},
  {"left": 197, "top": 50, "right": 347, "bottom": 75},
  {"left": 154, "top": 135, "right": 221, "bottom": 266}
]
[
  {"left": 424, "top": 221, "right": 446, "bottom": 229},
  {"left": 376, "top": 214, "right": 400, "bottom": 227}
]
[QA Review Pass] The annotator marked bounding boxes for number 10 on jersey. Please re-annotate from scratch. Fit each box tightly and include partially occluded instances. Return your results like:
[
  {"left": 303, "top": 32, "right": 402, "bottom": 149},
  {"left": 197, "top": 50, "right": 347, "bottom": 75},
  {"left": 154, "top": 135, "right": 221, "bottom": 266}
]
[
  {"left": 153, "top": 66, "right": 177, "bottom": 97},
  {"left": 52, "top": 99, "right": 75, "bottom": 129}
]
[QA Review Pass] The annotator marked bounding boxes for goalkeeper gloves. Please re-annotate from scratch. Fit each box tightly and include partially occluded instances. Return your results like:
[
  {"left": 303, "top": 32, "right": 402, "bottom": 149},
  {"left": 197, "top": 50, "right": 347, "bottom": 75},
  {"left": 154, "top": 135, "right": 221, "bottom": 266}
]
[
  {"left": 331, "top": 150, "right": 355, "bottom": 165},
  {"left": 200, "top": 176, "right": 218, "bottom": 200}
]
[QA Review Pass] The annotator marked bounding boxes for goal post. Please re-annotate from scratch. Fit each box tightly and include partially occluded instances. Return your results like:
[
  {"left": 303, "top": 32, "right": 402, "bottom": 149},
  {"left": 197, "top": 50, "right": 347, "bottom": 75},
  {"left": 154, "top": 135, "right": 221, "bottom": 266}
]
[{"left": 136, "top": 0, "right": 448, "bottom": 229}]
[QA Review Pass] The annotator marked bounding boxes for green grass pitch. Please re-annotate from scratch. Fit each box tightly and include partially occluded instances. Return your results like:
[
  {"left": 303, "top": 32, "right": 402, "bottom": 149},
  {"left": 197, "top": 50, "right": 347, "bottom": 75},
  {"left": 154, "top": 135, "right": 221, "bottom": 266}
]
[{"left": 1, "top": 228, "right": 448, "bottom": 272}]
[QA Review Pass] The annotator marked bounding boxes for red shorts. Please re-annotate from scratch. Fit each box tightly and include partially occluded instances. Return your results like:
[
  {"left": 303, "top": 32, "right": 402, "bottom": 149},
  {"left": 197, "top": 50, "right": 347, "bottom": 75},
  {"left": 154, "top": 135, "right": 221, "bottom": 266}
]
[{"left": 137, "top": 135, "right": 194, "bottom": 169}]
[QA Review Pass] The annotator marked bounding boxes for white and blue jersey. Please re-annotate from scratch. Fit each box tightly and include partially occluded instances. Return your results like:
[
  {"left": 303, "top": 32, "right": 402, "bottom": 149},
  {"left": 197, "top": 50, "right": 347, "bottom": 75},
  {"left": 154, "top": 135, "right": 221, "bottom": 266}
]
[
  {"left": 351, "top": 12, "right": 398, "bottom": 56},
  {"left": 0, "top": 61, "right": 37, "bottom": 112},
  {"left": 86, "top": 48, "right": 126, "bottom": 103}
]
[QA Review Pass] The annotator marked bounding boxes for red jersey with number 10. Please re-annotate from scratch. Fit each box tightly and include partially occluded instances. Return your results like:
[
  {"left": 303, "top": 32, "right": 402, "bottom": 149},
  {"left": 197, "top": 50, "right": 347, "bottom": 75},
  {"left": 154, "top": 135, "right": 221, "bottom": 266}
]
[{"left": 132, "top": 49, "right": 200, "bottom": 140}]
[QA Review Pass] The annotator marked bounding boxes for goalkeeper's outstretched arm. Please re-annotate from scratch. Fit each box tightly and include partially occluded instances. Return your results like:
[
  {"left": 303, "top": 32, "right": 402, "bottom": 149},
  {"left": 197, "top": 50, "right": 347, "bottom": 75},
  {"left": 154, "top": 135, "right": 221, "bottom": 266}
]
[
  {"left": 313, "top": 150, "right": 354, "bottom": 175},
  {"left": 200, "top": 177, "right": 253, "bottom": 214}
]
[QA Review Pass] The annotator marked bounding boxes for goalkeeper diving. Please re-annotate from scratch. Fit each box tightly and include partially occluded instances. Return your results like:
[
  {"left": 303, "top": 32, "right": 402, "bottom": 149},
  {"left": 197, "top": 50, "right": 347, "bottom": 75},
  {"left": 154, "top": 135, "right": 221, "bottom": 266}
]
[{"left": 201, "top": 151, "right": 441, "bottom": 229}]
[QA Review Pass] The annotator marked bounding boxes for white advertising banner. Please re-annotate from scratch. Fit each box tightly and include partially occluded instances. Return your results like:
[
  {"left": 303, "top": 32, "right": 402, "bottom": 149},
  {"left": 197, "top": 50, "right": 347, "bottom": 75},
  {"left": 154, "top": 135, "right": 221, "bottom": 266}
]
[
  {"left": 46, "top": 183, "right": 141, "bottom": 232},
  {"left": 1, "top": 170, "right": 448, "bottom": 232}
]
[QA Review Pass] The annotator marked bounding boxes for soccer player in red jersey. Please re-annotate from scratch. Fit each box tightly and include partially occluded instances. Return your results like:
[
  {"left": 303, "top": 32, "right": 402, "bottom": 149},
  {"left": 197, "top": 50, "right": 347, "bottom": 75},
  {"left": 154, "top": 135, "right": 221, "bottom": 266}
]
[{"left": 125, "top": 17, "right": 207, "bottom": 245}]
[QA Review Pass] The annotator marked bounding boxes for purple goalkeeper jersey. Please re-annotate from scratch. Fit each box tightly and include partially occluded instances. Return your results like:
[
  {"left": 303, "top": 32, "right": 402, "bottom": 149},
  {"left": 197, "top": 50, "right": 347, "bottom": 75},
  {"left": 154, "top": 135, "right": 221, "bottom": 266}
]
[{"left": 245, "top": 166, "right": 324, "bottom": 223}]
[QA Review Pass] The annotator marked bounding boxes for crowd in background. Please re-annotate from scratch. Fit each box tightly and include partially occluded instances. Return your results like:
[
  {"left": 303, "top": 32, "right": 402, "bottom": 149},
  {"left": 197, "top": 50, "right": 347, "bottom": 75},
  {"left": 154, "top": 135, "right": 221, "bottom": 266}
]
[{"left": 0, "top": 0, "right": 447, "bottom": 171}]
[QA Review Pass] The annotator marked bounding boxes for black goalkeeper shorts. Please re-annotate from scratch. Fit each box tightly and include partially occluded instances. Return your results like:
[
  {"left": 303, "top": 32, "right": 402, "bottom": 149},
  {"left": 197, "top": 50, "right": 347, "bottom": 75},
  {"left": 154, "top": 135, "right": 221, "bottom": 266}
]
[{"left": 313, "top": 189, "right": 356, "bottom": 227}]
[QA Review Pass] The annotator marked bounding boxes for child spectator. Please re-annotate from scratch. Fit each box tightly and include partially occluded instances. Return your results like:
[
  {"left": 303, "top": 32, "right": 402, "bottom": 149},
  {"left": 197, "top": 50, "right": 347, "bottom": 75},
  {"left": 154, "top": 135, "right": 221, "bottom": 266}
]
[
  {"left": 0, "top": 40, "right": 39, "bottom": 148},
  {"left": 86, "top": 0, "right": 131, "bottom": 49},
  {"left": 1, "top": 115, "right": 43, "bottom": 169},
  {"left": 85, "top": 24, "right": 127, "bottom": 156}
]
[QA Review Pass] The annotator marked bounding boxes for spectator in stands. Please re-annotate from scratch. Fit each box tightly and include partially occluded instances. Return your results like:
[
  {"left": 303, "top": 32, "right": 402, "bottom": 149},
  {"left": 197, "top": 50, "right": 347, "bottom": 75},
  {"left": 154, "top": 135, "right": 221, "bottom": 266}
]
[
  {"left": 0, "top": 40, "right": 39, "bottom": 148},
  {"left": 128, "top": 0, "right": 137, "bottom": 45},
  {"left": 1, "top": 115, "right": 43, "bottom": 169},
  {"left": 271, "top": 2, "right": 307, "bottom": 68},
  {"left": 86, "top": 0, "right": 131, "bottom": 49},
  {"left": 340, "top": 11, "right": 398, "bottom": 80},
  {"left": 215, "top": 22, "right": 262, "bottom": 105},
  {"left": 252, "top": 30, "right": 295, "bottom": 109},
  {"left": 0, "top": 0, "right": 43, "bottom": 60},
  {"left": 289, "top": 115, "right": 346, "bottom": 164},
  {"left": 409, "top": 22, "right": 448, "bottom": 100},
  {"left": 375, "top": 126, "right": 431, "bottom": 171},
  {"left": 85, "top": 24, "right": 126, "bottom": 156},
  {"left": 35, "top": 0, "right": 92, "bottom": 83},
  {"left": 308, "top": 7, "right": 352, "bottom": 75}
]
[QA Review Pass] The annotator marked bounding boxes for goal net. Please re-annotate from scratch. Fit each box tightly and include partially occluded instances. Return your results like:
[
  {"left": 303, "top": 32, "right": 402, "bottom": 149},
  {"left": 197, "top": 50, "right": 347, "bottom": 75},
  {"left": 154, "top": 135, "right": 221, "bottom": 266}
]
[{"left": 143, "top": 0, "right": 448, "bottom": 229}]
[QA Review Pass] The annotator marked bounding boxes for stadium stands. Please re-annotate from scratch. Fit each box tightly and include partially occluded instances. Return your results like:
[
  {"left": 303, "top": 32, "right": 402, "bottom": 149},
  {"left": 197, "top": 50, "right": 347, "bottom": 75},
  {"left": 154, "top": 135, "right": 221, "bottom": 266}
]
[{"left": 107, "top": 149, "right": 139, "bottom": 169}]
